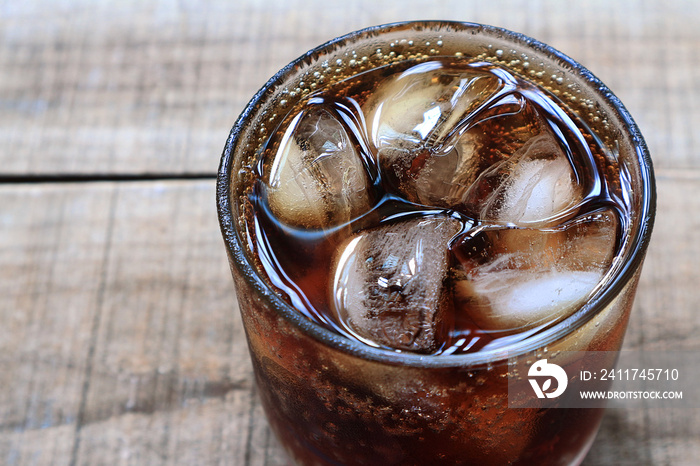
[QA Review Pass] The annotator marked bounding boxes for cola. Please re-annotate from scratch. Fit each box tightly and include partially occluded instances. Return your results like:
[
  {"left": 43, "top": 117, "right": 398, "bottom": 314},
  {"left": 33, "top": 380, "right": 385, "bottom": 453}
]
[
  {"left": 218, "top": 22, "right": 655, "bottom": 466},
  {"left": 245, "top": 58, "right": 626, "bottom": 356}
]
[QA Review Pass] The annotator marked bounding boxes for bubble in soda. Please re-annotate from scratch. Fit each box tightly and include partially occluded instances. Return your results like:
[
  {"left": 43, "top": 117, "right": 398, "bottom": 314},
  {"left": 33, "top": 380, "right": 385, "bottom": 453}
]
[{"left": 245, "top": 57, "right": 628, "bottom": 354}]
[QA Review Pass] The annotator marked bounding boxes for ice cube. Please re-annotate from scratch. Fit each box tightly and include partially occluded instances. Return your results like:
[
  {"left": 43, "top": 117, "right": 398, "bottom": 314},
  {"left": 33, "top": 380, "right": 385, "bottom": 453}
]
[
  {"left": 452, "top": 209, "right": 618, "bottom": 331},
  {"left": 463, "top": 132, "right": 583, "bottom": 227},
  {"left": 364, "top": 62, "right": 502, "bottom": 152},
  {"left": 455, "top": 269, "right": 602, "bottom": 331},
  {"left": 265, "top": 105, "right": 374, "bottom": 229},
  {"left": 362, "top": 62, "right": 502, "bottom": 203},
  {"left": 417, "top": 94, "right": 552, "bottom": 209},
  {"left": 369, "top": 89, "right": 553, "bottom": 215},
  {"left": 331, "top": 216, "right": 462, "bottom": 353}
]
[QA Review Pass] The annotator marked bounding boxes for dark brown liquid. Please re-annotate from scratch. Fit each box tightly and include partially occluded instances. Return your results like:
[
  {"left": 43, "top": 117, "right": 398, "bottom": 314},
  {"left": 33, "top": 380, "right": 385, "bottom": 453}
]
[{"left": 243, "top": 58, "right": 629, "bottom": 355}]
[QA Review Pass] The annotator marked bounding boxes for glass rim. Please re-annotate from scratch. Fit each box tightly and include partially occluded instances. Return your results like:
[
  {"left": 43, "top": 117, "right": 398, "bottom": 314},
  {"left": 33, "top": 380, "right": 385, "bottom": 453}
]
[{"left": 217, "top": 20, "right": 657, "bottom": 369}]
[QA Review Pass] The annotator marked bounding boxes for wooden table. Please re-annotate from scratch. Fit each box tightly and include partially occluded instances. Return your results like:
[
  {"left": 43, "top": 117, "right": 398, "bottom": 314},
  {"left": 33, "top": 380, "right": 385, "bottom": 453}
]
[{"left": 1, "top": 1, "right": 698, "bottom": 464}]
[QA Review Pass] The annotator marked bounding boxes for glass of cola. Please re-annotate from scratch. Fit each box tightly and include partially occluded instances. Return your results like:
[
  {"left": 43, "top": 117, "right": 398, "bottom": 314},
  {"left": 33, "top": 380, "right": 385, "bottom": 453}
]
[{"left": 217, "top": 21, "right": 655, "bottom": 465}]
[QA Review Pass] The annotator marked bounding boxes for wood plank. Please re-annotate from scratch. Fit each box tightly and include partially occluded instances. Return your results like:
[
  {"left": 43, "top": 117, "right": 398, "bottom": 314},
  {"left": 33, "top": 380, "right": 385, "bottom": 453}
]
[
  {"left": 0, "top": 172, "right": 698, "bottom": 464},
  {"left": 584, "top": 169, "right": 700, "bottom": 466},
  {"left": 0, "top": 180, "right": 278, "bottom": 465},
  {"left": 1, "top": 0, "right": 698, "bottom": 176},
  {"left": 0, "top": 183, "right": 115, "bottom": 466}
]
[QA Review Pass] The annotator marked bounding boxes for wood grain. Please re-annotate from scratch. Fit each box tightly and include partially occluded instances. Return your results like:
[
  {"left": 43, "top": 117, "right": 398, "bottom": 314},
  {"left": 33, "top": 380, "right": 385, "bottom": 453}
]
[
  {"left": 1, "top": 0, "right": 698, "bottom": 175},
  {"left": 1, "top": 1, "right": 699, "bottom": 465},
  {"left": 0, "top": 181, "right": 273, "bottom": 465},
  {"left": 0, "top": 174, "right": 697, "bottom": 465}
]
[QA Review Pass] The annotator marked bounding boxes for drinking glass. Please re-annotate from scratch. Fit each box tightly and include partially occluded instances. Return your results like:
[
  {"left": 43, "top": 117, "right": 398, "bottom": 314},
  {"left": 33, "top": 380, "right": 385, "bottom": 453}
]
[{"left": 217, "top": 21, "right": 655, "bottom": 465}]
